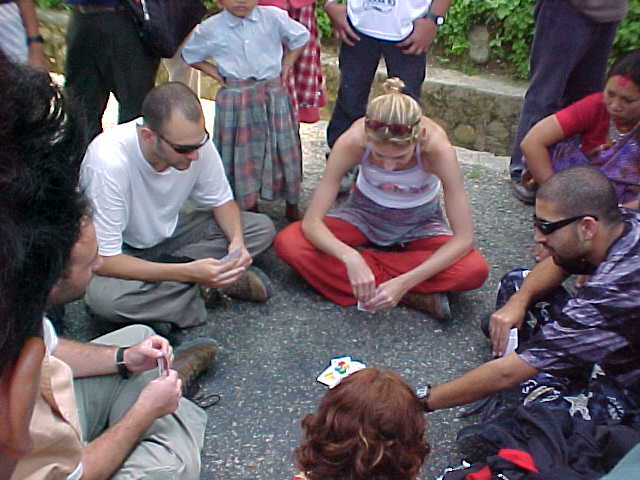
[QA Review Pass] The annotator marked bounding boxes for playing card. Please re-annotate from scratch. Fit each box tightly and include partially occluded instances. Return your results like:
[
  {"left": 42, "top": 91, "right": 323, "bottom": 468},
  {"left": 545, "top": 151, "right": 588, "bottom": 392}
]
[
  {"left": 317, "top": 356, "right": 366, "bottom": 388},
  {"left": 356, "top": 287, "right": 381, "bottom": 312},
  {"left": 219, "top": 248, "right": 241, "bottom": 264},
  {"left": 503, "top": 328, "right": 519, "bottom": 356},
  {"left": 157, "top": 356, "right": 168, "bottom": 377}
]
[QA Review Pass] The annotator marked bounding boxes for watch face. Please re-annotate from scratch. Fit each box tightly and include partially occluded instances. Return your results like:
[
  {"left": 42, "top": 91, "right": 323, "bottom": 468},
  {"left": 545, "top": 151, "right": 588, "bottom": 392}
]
[
  {"left": 435, "top": 16, "right": 445, "bottom": 26},
  {"left": 416, "top": 386, "right": 429, "bottom": 399}
]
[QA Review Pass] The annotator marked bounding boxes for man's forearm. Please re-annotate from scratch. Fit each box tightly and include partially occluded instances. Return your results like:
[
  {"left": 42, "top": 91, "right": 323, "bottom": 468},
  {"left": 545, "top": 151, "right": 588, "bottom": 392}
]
[
  {"left": 428, "top": 353, "right": 538, "bottom": 410},
  {"left": 54, "top": 339, "right": 118, "bottom": 378},
  {"left": 96, "top": 253, "right": 197, "bottom": 284},
  {"left": 212, "top": 200, "right": 245, "bottom": 249}
]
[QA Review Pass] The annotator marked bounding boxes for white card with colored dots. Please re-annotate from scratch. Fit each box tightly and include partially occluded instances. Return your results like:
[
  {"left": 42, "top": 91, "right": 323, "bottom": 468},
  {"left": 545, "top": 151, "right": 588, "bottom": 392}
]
[{"left": 317, "top": 356, "right": 366, "bottom": 388}]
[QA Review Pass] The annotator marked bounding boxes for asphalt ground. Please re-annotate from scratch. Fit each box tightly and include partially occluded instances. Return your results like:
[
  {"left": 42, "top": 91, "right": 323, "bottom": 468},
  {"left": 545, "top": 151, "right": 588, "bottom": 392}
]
[{"left": 63, "top": 120, "right": 534, "bottom": 479}]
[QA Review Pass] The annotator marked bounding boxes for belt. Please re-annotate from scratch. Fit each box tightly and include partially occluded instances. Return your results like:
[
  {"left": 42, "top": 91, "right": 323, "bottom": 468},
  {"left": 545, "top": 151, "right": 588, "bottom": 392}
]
[{"left": 73, "top": 4, "right": 127, "bottom": 14}]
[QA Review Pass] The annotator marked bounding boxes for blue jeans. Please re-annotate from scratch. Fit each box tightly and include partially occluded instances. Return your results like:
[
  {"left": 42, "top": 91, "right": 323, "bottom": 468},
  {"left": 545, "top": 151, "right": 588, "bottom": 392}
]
[
  {"left": 326, "top": 24, "right": 427, "bottom": 148},
  {"left": 509, "top": 0, "right": 618, "bottom": 181}
]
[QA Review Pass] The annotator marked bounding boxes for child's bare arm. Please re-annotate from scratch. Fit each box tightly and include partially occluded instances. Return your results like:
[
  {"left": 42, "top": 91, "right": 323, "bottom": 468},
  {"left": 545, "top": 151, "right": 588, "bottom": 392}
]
[
  {"left": 191, "top": 61, "right": 225, "bottom": 86},
  {"left": 281, "top": 45, "right": 305, "bottom": 81}
]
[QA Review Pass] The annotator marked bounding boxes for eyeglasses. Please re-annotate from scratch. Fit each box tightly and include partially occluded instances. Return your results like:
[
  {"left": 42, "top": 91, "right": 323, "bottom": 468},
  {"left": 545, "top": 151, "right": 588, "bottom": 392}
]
[
  {"left": 532, "top": 214, "right": 598, "bottom": 235},
  {"left": 365, "top": 118, "right": 419, "bottom": 137},
  {"left": 157, "top": 130, "right": 210, "bottom": 154}
]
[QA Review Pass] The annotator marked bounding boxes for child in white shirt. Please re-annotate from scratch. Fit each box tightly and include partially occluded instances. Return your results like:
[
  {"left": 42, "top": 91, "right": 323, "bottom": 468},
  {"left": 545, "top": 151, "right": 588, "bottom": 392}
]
[{"left": 183, "top": 0, "right": 309, "bottom": 221}]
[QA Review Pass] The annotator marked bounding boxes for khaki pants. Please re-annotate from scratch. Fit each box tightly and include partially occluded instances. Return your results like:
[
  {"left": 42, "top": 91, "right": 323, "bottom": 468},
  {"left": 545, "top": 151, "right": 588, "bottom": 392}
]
[
  {"left": 85, "top": 209, "right": 275, "bottom": 328},
  {"left": 74, "top": 325, "right": 207, "bottom": 479}
]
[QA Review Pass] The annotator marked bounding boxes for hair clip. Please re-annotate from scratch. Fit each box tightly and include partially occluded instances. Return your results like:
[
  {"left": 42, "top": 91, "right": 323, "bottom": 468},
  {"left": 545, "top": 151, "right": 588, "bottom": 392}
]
[{"left": 316, "top": 356, "right": 366, "bottom": 389}]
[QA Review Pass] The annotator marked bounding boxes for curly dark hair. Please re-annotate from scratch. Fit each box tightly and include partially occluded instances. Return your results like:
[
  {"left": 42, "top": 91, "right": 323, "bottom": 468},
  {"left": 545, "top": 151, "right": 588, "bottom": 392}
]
[
  {"left": 0, "top": 54, "right": 87, "bottom": 375},
  {"left": 294, "top": 368, "right": 430, "bottom": 480}
]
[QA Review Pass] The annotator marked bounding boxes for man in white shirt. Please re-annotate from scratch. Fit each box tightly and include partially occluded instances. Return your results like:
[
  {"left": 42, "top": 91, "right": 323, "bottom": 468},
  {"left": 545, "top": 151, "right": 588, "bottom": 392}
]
[{"left": 81, "top": 82, "right": 276, "bottom": 332}]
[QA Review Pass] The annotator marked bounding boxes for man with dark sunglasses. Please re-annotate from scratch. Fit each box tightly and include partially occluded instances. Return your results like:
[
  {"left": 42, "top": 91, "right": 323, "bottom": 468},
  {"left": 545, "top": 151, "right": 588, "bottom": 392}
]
[
  {"left": 418, "top": 167, "right": 640, "bottom": 438},
  {"left": 80, "top": 82, "right": 276, "bottom": 333}
]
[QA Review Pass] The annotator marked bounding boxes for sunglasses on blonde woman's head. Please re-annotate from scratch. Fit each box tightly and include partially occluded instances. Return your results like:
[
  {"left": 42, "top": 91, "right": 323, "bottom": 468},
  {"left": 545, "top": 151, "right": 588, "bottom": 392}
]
[{"left": 365, "top": 118, "right": 420, "bottom": 136}]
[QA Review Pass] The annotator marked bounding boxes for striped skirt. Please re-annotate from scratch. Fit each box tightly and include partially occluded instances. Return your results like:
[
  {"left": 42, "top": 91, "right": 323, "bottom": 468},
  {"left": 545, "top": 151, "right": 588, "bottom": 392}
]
[{"left": 214, "top": 77, "right": 302, "bottom": 208}]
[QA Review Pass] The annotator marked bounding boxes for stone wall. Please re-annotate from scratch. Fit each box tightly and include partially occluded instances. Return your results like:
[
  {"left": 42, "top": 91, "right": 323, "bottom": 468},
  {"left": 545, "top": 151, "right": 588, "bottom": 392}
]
[
  {"left": 320, "top": 54, "right": 526, "bottom": 156},
  {"left": 37, "top": 9, "right": 526, "bottom": 156}
]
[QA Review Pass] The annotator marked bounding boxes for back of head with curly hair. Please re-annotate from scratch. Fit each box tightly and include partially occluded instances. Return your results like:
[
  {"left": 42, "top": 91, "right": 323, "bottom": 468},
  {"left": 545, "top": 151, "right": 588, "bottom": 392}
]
[
  {"left": 295, "top": 368, "right": 430, "bottom": 480},
  {"left": 365, "top": 78, "right": 423, "bottom": 146}
]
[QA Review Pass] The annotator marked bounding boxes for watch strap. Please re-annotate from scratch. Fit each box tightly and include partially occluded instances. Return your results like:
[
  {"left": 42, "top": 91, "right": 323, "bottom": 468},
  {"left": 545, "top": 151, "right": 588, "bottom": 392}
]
[
  {"left": 416, "top": 384, "right": 434, "bottom": 412},
  {"left": 26, "top": 35, "right": 44, "bottom": 46},
  {"left": 422, "top": 12, "right": 445, "bottom": 26},
  {"left": 116, "top": 347, "right": 130, "bottom": 379}
]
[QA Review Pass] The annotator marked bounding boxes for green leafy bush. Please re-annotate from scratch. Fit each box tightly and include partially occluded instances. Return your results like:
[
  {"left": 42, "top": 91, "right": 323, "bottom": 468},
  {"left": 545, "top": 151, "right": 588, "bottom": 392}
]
[{"left": 439, "top": 0, "right": 640, "bottom": 78}]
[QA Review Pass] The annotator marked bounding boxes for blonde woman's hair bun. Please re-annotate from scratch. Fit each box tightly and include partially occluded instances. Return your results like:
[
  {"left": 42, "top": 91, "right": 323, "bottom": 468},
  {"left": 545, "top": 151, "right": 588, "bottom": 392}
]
[{"left": 383, "top": 77, "right": 406, "bottom": 95}]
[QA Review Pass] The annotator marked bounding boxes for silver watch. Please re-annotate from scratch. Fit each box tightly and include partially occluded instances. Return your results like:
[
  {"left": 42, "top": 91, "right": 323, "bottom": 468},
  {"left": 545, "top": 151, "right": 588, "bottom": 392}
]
[{"left": 416, "top": 384, "right": 434, "bottom": 412}]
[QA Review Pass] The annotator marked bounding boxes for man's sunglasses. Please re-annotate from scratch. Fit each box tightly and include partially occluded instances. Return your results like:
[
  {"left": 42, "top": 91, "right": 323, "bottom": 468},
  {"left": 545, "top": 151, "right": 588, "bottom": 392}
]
[
  {"left": 365, "top": 118, "right": 419, "bottom": 137},
  {"left": 533, "top": 214, "right": 598, "bottom": 235},
  {"left": 157, "top": 130, "right": 210, "bottom": 154}
]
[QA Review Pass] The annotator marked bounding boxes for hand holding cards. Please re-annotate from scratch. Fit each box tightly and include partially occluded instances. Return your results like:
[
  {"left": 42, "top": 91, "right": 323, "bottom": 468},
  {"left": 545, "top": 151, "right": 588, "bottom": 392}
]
[
  {"left": 219, "top": 248, "right": 241, "bottom": 264},
  {"left": 357, "top": 287, "right": 381, "bottom": 312},
  {"left": 317, "top": 356, "right": 366, "bottom": 388}
]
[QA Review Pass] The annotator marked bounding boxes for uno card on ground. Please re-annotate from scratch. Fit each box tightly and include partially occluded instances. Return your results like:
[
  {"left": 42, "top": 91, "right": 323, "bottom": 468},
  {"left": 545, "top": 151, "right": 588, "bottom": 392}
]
[{"left": 317, "top": 356, "right": 366, "bottom": 388}]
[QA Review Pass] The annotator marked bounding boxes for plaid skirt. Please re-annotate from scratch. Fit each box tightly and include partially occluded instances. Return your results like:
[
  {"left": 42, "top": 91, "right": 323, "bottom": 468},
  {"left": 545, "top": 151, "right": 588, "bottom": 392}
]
[
  {"left": 214, "top": 77, "right": 302, "bottom": 208},
  {"left": 286, "top": 4, "right": 326, "bottom": 123}
]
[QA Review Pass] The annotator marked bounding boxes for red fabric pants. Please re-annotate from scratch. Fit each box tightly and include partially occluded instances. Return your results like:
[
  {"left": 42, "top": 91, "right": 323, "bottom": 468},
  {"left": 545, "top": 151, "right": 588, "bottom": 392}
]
[{"left": 275, "top": 218, "right": 489, "bottom": 306}]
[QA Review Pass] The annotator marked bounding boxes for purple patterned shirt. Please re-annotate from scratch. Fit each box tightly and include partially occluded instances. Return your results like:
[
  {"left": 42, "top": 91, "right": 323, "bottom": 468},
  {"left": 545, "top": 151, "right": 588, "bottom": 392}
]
[{"left": 520, "top": 209, "right": 640, "bottom": 389}]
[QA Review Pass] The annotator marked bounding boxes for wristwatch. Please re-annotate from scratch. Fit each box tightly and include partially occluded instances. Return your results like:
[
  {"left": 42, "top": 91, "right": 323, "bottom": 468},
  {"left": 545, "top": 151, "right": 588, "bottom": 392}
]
[
  {"left": 416, "top": 384, "right": 435, "bottom": 412},
  {"left": 26, "top": 35, "right": 44, "bottom": 46},
  {"left": 422, "top": 12, "right": 445, "bottom": 27},
  {"left": 116, "top": 347, "right": 130, "bottom": 379}
]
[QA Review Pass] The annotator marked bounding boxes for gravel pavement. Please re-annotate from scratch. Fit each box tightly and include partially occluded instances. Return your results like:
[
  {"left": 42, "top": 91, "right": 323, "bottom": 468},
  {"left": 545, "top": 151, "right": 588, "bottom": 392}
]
[{"left": 64, "top": 120, "right": 535, "bottom": 479}]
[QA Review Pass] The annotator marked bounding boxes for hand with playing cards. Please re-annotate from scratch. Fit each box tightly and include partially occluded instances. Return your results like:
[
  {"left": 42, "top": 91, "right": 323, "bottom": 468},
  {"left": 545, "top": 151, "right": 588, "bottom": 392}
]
[
  {"left": 123, "top": 335, "right": 173, "bottom": 374},
  {"left": 360, "top": 277, "right": 409, "bottom": 312},
  {"left": 343, "top": 250, "right": 377, "bottom": 302},
  {"left": 220, "top": 245, "right": 252, "bottom": 270},
  {"left": 136, "top": 369, "right": 182, "bottom": 418},
  {"left": 183, "top": 257, "right": 246, "bottom": 288}
]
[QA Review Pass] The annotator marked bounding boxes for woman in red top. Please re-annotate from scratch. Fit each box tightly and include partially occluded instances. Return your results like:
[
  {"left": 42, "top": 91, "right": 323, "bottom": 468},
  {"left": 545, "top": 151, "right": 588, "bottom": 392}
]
[{"left": 522, "top": 49, "right": 640, "bottom": 207}]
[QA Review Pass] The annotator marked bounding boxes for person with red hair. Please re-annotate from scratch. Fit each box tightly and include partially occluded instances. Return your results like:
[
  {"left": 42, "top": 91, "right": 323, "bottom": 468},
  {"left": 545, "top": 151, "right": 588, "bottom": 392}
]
[{"left": 293, "top": 368, "right": 430, "bottom": 480}]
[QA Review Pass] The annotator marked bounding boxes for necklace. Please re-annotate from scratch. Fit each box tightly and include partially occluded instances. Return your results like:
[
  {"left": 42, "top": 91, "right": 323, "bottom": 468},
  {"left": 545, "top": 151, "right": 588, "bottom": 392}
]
[{"left": 608, "top": 118, "right": 633, "bottom": 144}]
